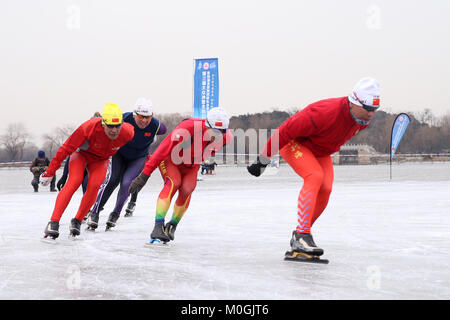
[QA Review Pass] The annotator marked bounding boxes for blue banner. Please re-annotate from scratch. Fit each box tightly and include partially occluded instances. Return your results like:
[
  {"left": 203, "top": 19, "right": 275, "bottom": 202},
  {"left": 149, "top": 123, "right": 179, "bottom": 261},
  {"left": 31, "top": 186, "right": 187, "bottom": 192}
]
[
  {"left": 193, "top": 58, "right": 219, "bottom": 119},
  {"left": 390, "top": 113, "right": 411, "bottom": 161}
]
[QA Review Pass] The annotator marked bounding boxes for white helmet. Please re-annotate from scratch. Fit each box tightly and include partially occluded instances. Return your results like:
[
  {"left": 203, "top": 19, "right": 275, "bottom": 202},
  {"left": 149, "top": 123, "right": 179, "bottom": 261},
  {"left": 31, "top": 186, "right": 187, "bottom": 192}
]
[
  {"left": 348, "top": 77, "right": 380, "bottom": 109},
  {"left": 133, "top": 97, "right": 153, "bottom": 116},
  {"left": 206, "top": 107, "right": 230, "bottom": 130}
]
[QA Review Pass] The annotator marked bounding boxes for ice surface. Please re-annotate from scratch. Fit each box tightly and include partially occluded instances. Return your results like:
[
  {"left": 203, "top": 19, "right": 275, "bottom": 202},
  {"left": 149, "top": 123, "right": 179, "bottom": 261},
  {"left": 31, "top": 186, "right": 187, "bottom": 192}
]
[{"left": 0, "top": 163, "right": 449, "bottom": 299}]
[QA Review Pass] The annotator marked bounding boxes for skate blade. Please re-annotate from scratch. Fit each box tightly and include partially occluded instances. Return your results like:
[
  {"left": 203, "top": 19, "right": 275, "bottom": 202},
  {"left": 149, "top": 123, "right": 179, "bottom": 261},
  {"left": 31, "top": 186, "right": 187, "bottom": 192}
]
[
  {"left": 284, "top": 251, "right": 329, "bottom": 264},
  {"left": 105, "top": 226, "right": 115, "bottom": 231},
  {"left": 85, "top": 226, "right": 96, "bottom": 232},
  {"left": 41, "top": 237, "right": 59, "bottom": 244},
  {"left": 68, "top": 234, "right": 80, "bottom": 241},
  {"left": 144, "top": 238, "right": 170, "bottom": 247}
]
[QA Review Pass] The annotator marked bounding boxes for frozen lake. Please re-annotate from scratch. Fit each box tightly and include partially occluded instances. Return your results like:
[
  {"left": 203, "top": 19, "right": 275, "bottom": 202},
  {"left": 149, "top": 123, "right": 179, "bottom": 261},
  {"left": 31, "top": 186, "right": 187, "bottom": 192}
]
[{"left": 0, "top": 162, "right": 449, "bottom": 300}]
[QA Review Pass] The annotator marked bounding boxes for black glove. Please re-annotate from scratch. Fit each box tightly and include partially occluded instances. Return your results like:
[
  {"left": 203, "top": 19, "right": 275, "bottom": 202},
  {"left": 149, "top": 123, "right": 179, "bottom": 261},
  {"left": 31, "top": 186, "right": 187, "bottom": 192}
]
[
  {"left": 247, "top": 156, "right": 270, "bottom": 177},
  {"left": 57, "top": 175, "right": 67, "bottom": 191},
  {"left": 129, "top": 172, "right": 150, "bottom": 194}
]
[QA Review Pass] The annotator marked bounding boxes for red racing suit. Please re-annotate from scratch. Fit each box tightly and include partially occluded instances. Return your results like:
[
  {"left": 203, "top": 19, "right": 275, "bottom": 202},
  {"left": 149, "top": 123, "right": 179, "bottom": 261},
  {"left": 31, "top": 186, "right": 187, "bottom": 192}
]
[
  {"left": 261, "top": 97, "right": 370, "bottom": 234},
  {"left": 142, "top": 118, "right": 232, "bottom": 224},
  {"left": 47, "top": 118, "right": 134, "bottom": 222},
  {"left": 143, "top": 118, "right": 232, "bottom": 176},
  {"left": 262, "top": 97, "right": 369, "bottom": 158},
  {"left": 46, "top": 118, "right": 134, "bottom": 176}
]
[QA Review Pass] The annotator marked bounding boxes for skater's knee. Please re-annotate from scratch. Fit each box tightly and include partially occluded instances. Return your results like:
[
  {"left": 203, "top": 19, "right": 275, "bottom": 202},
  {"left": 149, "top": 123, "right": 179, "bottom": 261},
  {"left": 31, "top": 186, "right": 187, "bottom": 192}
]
[
  {"left": 158, "top": 177, "right": 179, "bottom": 200},
  {"left": 107, "top": 175, "right": 121, "bottom": 189},
  {"left": 62, "top": 175, "right": 84, "bottom": 190},
  {"left": 70, "top": 178, "right": 85, "bottom": 189},
  {"left": 166, "top": 176, "right": 181, "bottom": 192},
  {"left": 304, "top": 169, "right": 324, "bottom": 185},
  {"left": 320, "top": 183, "right": 333, "bottom": 197},
  {"left": 86, "top": 180, "right": 103, "bottom": 193},
  {"left": 180, "top": 183, "right": 196, "bottom": 196}
]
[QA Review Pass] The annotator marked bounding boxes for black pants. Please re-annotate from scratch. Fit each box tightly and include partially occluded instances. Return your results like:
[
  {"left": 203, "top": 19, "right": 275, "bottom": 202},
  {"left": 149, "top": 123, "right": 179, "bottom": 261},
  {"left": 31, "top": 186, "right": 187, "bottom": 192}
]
[{"left": 93, "top": 153, "right": 144, "bottom": 214}]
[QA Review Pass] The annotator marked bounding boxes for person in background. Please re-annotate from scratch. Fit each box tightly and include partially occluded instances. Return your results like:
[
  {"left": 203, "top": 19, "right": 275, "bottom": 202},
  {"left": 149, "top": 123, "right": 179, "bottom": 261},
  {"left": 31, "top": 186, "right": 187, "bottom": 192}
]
[{"left": 30, "top": 150, "right": 56, "bottom": 192}]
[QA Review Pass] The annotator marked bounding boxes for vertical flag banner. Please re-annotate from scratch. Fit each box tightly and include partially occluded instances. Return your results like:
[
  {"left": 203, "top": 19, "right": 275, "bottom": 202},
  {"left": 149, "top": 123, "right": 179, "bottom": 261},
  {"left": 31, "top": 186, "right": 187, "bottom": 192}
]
[
  {"left": 390, "top": 113, "right": 411, "bottom": 179},
  {"left": 193, "top": 58, "right": 219, "bottom": 118}
]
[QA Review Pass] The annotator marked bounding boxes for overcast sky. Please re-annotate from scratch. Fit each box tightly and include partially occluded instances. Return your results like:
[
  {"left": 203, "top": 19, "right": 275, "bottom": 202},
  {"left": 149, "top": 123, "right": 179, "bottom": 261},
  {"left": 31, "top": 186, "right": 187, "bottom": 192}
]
[{"left": 1, "top": 0, "right": 450, "bottom": 146}]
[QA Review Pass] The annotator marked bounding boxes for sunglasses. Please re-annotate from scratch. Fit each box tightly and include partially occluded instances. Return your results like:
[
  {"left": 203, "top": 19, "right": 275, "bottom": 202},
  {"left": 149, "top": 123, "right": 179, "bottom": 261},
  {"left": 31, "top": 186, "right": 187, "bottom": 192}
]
[
  {"left": 213, "top": 128, "right": 227, "bottom": 134},
  {"left": 136, "top": 114, "right": 152, "bottom": 120},
  {"left": 104, "top": 123, "right": 122, "bottom": 129},
  {"left": 353, "top": 92, "right": 379, "bottom": 112},
  {"left": 361, "top": 104, "right": 379, "bottom": 112}
]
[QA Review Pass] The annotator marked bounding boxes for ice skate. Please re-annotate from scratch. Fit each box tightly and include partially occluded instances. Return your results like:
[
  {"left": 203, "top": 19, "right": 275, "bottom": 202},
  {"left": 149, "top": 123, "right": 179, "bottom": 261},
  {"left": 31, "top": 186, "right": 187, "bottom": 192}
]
[
  {"left": 165, "top": 221, "right": 177, "bottom": 241},
  {"left": 284, "top": 250, "right": 329, "bottom": 264},
  {"left": 43, "top": 221, "right": 59, "bottom": 240},
  {"left": 124, "top": 201, "right": 135, "bottom": 217},
  {"left": 105, "top": 212, "right": 120, "bottom": 231},
  {"left": 289, "top": 231, "right": 324, "bottom": 255},
  {"left": 149, "top": 221, "right": 170, "bottom": 243},
  {"left": 69, "top": 218, "right": 82, "bottom": 238},
  {"left": 285, "top": 231, "right": 328, "bottom": 264},
  {"left": 86, "top": 211, "right": 99, "bottom": 231}
]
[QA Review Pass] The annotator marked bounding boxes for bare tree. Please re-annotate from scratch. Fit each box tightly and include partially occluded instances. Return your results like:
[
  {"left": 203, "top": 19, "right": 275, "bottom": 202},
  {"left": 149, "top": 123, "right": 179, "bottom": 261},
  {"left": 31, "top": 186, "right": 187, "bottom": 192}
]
[
  {"left": 439, "top": 111, "right": 450, "bottom": 151},
  {"left": 42, "top": 125, "right": 75, "bottom": 158},
  {"left": 416, "top": 108, "right": 437, "bottom": 126},
  {"left": 0, "top": 123, "right": 30, "bottom": 161}
]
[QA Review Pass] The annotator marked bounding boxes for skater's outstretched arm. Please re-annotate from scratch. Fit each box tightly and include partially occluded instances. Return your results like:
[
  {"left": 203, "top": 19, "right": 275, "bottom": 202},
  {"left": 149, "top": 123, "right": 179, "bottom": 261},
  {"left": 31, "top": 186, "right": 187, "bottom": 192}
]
[
  {"left": 128, "top": 171, "right": 150, "bottom": 194},
  {"left": 247, "top": 156, "right": 271, "bottom": 177}
]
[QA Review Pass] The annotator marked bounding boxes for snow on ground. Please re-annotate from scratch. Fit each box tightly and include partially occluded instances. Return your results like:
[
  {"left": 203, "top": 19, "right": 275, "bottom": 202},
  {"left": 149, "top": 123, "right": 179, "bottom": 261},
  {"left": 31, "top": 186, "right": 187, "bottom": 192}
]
[{"left": 0, "top": 162, "right": 449, "bottom": 299}]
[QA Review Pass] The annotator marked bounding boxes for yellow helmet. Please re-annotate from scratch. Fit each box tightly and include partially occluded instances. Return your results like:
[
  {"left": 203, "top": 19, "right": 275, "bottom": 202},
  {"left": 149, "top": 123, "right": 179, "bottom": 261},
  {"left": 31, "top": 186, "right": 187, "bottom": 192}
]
[{"left": 102, "top": 103, "right": 123, "bottom": 125}]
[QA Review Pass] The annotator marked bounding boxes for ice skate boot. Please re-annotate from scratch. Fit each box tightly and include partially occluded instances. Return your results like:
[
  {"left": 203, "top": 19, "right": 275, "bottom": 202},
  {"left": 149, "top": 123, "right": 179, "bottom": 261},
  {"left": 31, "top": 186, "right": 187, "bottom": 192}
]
[
  {"left": 69, "top": 218, "right": 82, "bottom": 237},
  {"left": 124, "top": 201, "right": 135, "bottom": 217},
  {"left": 44, "top": 221, "right": 60, "bottom": 239},
  {"left": 165, "top": 221, "right": 178, "bottom": 241},
  {"left": 284, "top": 231, "right": 328, "bottom": 263},
  {"left": 290, "top": 231, "right": 324, "bottom": 256},
  {"left": 150, "top": 221, "right": 170, "bottom": 243},
  {"left": 105, "top": 212, "right": 120, "bottom": 231},
  {"left": 86, "top": 211, "right": 99, "bottom": 231}
]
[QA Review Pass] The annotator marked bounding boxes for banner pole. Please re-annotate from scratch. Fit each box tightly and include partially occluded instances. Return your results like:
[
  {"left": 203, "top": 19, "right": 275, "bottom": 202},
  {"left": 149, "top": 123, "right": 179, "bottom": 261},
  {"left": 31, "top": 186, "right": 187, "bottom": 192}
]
[
  {"left": 389, "top": 116, "right": 397, "bottom": 180},
  {"left": 390, "top": 156, "right": 392, "bottom": 180},
  {"left": 389, "top": 117, "right": 394, "bottom": 181}
]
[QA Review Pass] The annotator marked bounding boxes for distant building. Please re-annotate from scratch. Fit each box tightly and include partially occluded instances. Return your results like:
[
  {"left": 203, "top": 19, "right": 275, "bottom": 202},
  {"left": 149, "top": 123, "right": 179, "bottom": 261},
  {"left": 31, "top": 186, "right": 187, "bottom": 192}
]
[{"left": 333, "top": 144, "right": 380, "bottom": 165}]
